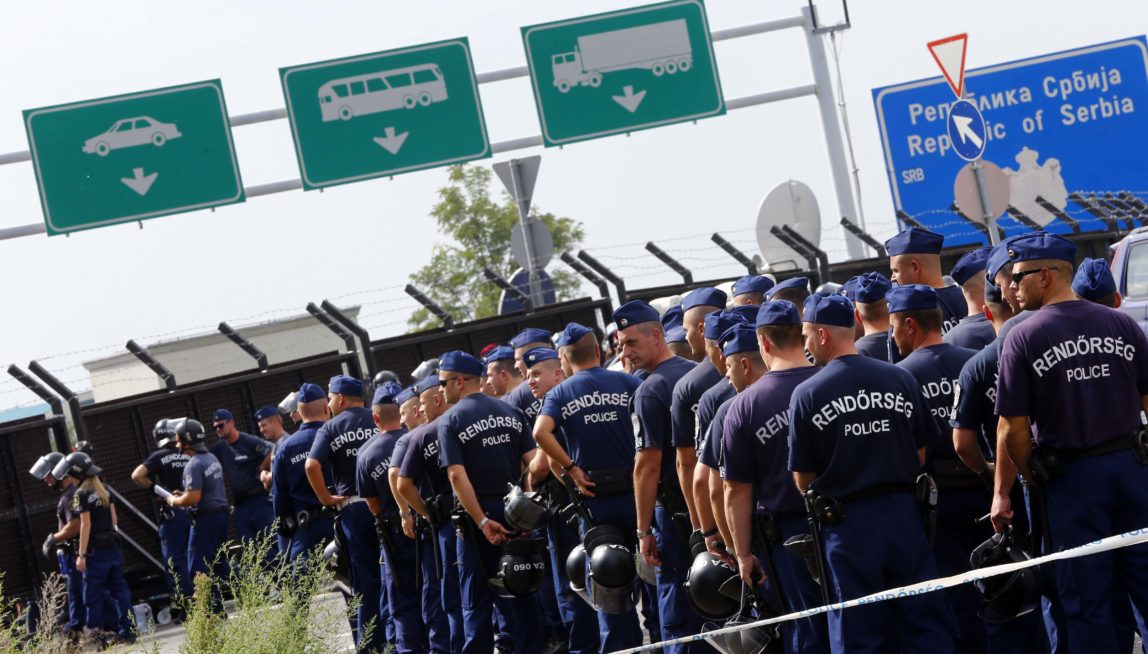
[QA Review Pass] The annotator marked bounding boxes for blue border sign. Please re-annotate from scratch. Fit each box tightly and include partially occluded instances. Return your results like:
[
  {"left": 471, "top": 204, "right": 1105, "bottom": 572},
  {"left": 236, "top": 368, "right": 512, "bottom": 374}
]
[{"left": 873, "top": 37, "right": 1148, "bottom": 247}]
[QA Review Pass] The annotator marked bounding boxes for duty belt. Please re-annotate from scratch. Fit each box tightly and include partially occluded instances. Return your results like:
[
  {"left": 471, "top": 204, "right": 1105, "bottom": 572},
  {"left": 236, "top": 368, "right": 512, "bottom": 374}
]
[
  {"left": 930, "top": 458, "right": 986, "bottom": 492},
  {"left": 1054, "top": 433, "right": 1137, "bottom": 463},
  {"left": 336, "top": 495, "right": 366, "bottom": 511},
  {"left": 1032, "top": 432, "right": 1142, "bottom": 482},
  {"left": 655, "top": 477, "right": 686, "bottom": 513}
]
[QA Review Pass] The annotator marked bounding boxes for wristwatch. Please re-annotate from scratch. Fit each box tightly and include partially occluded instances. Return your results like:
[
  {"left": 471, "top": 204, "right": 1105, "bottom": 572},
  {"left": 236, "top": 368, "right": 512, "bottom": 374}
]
[
  {"left": 562, "top": 461, "right": 576, "bottom": 472},
  {"left": 702, "top": 527, "right": 719, "bottom": 538},
  {"left": 478, "top": 517, "right": 490, "bottom": 529},
  {"left": 636, "top": 525, "right": 654, "bottom": 540}
]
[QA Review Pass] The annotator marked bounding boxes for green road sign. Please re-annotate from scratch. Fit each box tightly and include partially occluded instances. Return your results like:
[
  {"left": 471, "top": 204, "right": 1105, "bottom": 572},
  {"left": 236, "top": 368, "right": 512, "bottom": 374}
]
[
  {"left": 24, "top": 80, "right": 244, "bottom": 236},
  {"left": 281, "top": 38, "right": 491, "bottom": 190},
  {"left": 523, "top": 0, "right": 725, "bottom": 147}
]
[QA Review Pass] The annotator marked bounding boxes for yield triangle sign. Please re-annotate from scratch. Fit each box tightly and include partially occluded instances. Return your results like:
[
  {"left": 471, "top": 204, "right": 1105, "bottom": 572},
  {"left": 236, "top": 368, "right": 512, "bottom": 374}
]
[{"left": 927, "top": 33, "right": 968, "bottom": 98}]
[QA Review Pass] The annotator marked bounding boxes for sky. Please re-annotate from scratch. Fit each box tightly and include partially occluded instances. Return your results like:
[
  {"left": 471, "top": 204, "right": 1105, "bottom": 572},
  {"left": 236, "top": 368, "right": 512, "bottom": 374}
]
[{"left": 0, "top": 0, "right": 1143, "bottom": 409}]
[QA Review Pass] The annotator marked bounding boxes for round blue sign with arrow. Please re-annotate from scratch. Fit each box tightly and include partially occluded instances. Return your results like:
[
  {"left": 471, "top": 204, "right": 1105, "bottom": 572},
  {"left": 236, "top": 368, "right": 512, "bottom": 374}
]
[{"left": 946, "top": 98, "right": 987, "bottom": 161}]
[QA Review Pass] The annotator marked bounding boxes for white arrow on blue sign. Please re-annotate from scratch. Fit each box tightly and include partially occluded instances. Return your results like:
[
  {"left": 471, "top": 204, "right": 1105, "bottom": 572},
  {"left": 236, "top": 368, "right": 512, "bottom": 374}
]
[{"left": 946, "top": 98, "right": 986, "bottom": 161}]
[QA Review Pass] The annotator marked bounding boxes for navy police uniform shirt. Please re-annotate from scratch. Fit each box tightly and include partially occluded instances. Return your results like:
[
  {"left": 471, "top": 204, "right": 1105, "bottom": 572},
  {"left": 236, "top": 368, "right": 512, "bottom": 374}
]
[
  {"left": 183, "top": 453, "right": 229, "bottom": 511},
  {"left": 699, "top": 395, "right": 734, "bottom": 471},
  {"left": 670, "top": 359, "right": 721, "bottom": 449},
  {"left": 438, "top": 393, "right": 536, "bottom": 497},
  {"left": 272, "top": 421, "right": 330, "bottom": 516},
  {"left": 789, "top": 355, "right": 936, "bottom": 498},
  {"left": 888, "top": 284, "right": 967, "bottom": 363},
  {"left": 696, "top": 380, "right": 735, "bottom": 455},
  {"left": 996, "top": 300, "right": 1148, "bottom": 448},
  {"left": 538, "top": 367, "right": 641, "bottom": 472},
  {"left": 142, "top": 446, "right": 189, "bottom": 492},
  {"left": 503, "top": 381, "right": 542, "bottom": 423},
  {"left": 211, "top": 432, "right": 271, "bottom": 500},
  {"left": 855, "top": 332, "right": 890, "bottom": 361},
  {"left": 950, "top": 344, "right": 1002, "bottom": 464},
  {"left": 634, "top": 356, "right": 697, "bottom": 482},
  {"left": 58, "top": 484, "right": 79, "bottom": 530},
  {"left": 309, "top": 407, "right": 379, "bottom": 496},
  {"left": 390, "top": 432, "right": 413, "bottom": 473},
  {"left": 943, "top": 314, "right": 996, "bottom": 351},
  {"left": 356, "top": 428, "right": 407, "bottom": 516},
  {"left": 72, "top": 487, "right": 115, "bottom": 537},
  {"left": 897, "top": 343, "right": 977, "bottom": 460},
  {"left": 725, "top": 367, "right": 819, "bottom": 515},
  {"left": 399, "top": 418, "right": 449, "bottom": 499},
  {"left": 997, "top": 311, "right": 1033, "bottom": 355}
]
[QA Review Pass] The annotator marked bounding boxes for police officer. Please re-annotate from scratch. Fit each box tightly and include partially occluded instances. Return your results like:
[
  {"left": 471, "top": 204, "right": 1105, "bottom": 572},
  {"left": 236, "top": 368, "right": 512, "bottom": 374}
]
[
  {"left": 722, "top": 306, "right": 829, "bottom": 654},
  {"left": 257, "top": 406, "right": 290, "bottom": 492},
  {"left": 131, "top": 419, "right": 192, "bottom": 600},
  {"left": 671, "top": 288, "right": 728, "bottom": 537},
  {"left": 399, "top": 385, "right": 426, "bottom": 430},
  {"left": 993, "top": 233, "right": 1148, "bottom": 651},
  {"left": 271, "top": 383, "right": 334, "bottom": 560},
  {"left": 31, "top": 451, "right": 86, "bottom": 634},
  {"left": 788, "top": 293, "right": 956, "bottom": 652},
  {"left": 663, "top": 305, "right": 696, "bottom": 362},
  {"left": 944, "top": 248, "right": 997, "bottom": 351},
  {"left": 167, "top": 418, "right": 229, "bottom": 612},
  {"left": 615, "top": 300, "right": 706, "bottom": 653},
  {"left": 766, "top": 276, "right": 811, "bottom": 307},
  {"left": 889, "top": 284, "right": 984, "bottom": 652},
  {"left": 730, "top": 275, "right": 774, "bottom": 307},
  {"left": 885, "top": 227, "right": 968, "bottom": 361},
  {"left": 845, "top": 272, "right": 892, "bottom": 361},
  {"left": 305, "top": 375, "right": 386, "bottom": 653},
  {"left": 57, "top": 453, "right": 135, "bottom": 645},
  {"left": 691, "top": 308, "right": 754, "bottom": 554},
  {"left": 358, "top": 381, "right": 424, "bottom": 654},
  {"left": 506, "top": 328, "right": 553, "bottom": 423},
  {"left": 485, "top": 346, "right": 522, "bottom": 399},
  {"left": 397, "top": 372, "right": 460, "bottom": 653},
  {"left": 522, "top": 346, "right": 602, "bottom": 654},
  {"left": 210, "top": 408, "right": 275, "bottom": 553},
  {"left": 436, "top": 351, "right": 542, "bottom": 654}
]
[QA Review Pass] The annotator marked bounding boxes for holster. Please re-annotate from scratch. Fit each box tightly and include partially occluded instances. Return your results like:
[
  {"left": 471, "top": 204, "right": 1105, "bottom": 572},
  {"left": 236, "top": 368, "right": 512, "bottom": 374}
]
[
  {"left": 655, "top": 478, "right": 687, "bottom": 514},
  {"left": 425, "top": 495, "right": 452, "bottom": 528},
  {"left": 586, "top": 467, "right": 633, "bottom": 497},
  {"left": 375, "top": 514, "right": 399, "bottom": 576},
  {"left": 670, "top": 511, "right": 693, "bottom": 559},
  {"left": 915, "top": 473, "right": 939, "bottom": 545},
  {"left": 808, "top": 492, "right": 845, "bottom": 526},
  {"left": 158, "top": 503, "right": 175, "bottom": 521},
  {"left": 801, "top": 491, "right": 832, "bottom": 606},
  {"left": 1136, "top": 429, "right": 1148, "bottom": 465},
  {"left": 1022, "top": 478, "right": 1054, "bottom": 555},
  {"left": 751, "top": 513, "right": 789, "bottom": 614},
  {"left": 1030, "top": 447, "right": 1067, "bottom": 482}
]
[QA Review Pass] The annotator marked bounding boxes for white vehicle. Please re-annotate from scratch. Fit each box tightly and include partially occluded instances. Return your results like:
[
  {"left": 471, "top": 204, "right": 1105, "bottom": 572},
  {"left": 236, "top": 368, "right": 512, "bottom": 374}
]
[
  {"left": 551, "top": 20, "right": 693, "bottom": 93},
  {"left": 318, "top": 64, "right": 448, "bottom": 122},
  {"left": 82, "top": 116, "right": 182, "bottom": 157}
]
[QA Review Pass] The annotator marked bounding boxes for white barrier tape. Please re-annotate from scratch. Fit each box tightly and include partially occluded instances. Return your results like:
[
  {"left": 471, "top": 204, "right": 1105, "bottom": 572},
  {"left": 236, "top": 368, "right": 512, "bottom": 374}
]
[{"left": 610, "top": 525, "right": 1148, "bottom": 654}]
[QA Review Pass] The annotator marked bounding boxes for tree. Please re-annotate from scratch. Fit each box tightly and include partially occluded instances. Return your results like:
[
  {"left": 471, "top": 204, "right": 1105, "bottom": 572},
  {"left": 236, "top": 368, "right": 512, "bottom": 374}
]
[{"left": 406, "top": 165, "right": 586, "bottom": 331}]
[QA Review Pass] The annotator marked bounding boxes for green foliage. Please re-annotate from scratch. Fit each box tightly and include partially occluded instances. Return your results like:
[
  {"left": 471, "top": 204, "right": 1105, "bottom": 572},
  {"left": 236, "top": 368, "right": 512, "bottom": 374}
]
[
  {"left": 407, "top": 165, "right": 586, "bottom": 331},
  {"left": 177, "top": 529, "right": 353, "bottom": 654},
  {"left": 0, "top": 572, "right": 82, "bottom": 654}
]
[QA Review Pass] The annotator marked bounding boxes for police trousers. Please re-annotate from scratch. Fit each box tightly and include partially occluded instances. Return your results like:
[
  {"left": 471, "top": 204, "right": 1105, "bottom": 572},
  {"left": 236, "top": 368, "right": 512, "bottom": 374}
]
[
  {"left": 380, "top": 520, "right": 426, "bottom": 654},
  {"left": 159, "top": 507, "right": 192, "bottom": 599},
  {"left": 1043, "top": 449, "right": 1148, "bottom": 653},
  {"left": 288, "top": 514, "right": 333, "bottom": 561},
  {"left": 547, "top": 510, "right": 600, "bottom": 654},
  {"left": 340, "top": 502, "right": 385, "bottom": 651},
  {"left": 82, "top": 545, "right": 134, "bottom": 637},
  {"left": 418, "top": 525, "right": 451, "bottom": 654},
  {"left": 758, "top": 513, "right": 829, "bottom": 654},
  {"left": 653, "top": 503, "right": 712, "bottom": 654},
  {"left": 456, "top": 501, "right": 541, "bottom": 654},
  {"left": 188, "top": 510, "right": 229, "bottom": 611},
  {"left": 820, "top": 492, "right": 956, "bottom": 654},
  {"left": 58, "top": 549, "right": 86, "bottom": 631}
]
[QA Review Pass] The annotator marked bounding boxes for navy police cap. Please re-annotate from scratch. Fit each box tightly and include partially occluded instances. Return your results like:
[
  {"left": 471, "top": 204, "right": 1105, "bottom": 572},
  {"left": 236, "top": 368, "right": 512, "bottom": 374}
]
[
  {"left": 556, "top": 322, "right": 594, "bottom": 347},
  {"left": 665, "top": 326, "right": 687, "bottom": 344},
  {"left": 297, "top": 383, "right": 326, "bottom": 404},
  {"left": 853, "top": 272, "right": 892, "bottom": 303},
  {"left": 524, "top": 347, "right": 559, "bottom": 367},
  {"left": 661, "top": 304, "right": 684, "bottom": 331},
  {"left": 755, "top": 300, "right": 800, "bottom": 328},
  {"left": 613, "top": 300, "right": 660, "bottom": 329},
  {"left": 681, "top": 287, "right": 728, "bottom": 311},
  {"left": 1072, "top": 258, "right": 1117, "bottom": 301},
  {"left": 950, "top": 247, "right": 992, "bottom": 285},
  {"left": 413, "top": 374, "right": 440, "bottom": 395},
  {"left": 885, "top": 227, "right": 944, "bottom": 257},
  {"left": 329, "top": 375, "right": 363, "bottom": 397},
  {"left": 886, "top": 284, "right": 939, "bottom": 313},
  {"left": 212, "top": 408, "right": 234, "bottom": 422},
  {"left": 439, "top": 350, "right": 484, "bottom": 377},
  {"left": 987, "top": 234, "right": 1026, "bottom": 280},
  {"left": 838, "top": 276, "right": 861, "bottom": 300},
  {"left": 482, "top": 345, "right": 515, "bottom": 366},
  {"left": 510, "top": 328, "right": 552, "bottom": 349},
  {"left": 802, "top": 293, "right": 855, "bottom": 328},
  {"left": 766, "top": 276, "right": 809, "bottom": 300},
  {"left": 732, "top": 275, "right": 775, "bottom": 297},
  {"left": 1005, "top": 232, "right": 1077, "bottom": 264},
  {"left": 720, "top": 324, "right": 759, "bottom": 357},
  {"left": 372, "top": 381, "right": 405, "bottom": 405},
  {"left": 984, "top": 275, "right": 1004, "bottom": 304},
  {"left": 253, "top": 406, "right": 278, "bottom": 422},
  {"left": 704, "top": 309, "right": 749, "bottom": 340},
  {"left": 395, "top": 386, "right": 418, "bottom": 405}
]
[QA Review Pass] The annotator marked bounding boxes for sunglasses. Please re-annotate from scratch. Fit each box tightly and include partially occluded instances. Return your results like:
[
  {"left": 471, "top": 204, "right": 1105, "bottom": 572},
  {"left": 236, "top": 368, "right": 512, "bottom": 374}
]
[
  {"left": 1010, "top": 266, "right": 1057, "bottom": 284},
  {"left": 438, "top": 377, "right": 456, "bottom": 387}
]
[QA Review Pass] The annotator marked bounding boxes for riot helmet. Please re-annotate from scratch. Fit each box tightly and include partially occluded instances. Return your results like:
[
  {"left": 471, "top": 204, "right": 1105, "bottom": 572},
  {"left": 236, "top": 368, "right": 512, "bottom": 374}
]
[
  {"left": 154, "top": 418, "right": 178, "bottom": 449},
  {"left": 373, "top": 370, "right": 400, "bottom": 385},
  {"left": 566, "top": 544, "right": 593, "bottom": 607},
  {"left": 174, "top": 418, "right": 208, "bottom": 453},
  {"left": 29, "top": 452, "right": 65, "bottom": 481},
  {"left": 73, "top": 440, "right": 94, "bottom": 455},
  {"left": 686, "top": 551, "right": 743, "bottom": 621},
  {"left": 495, "top": 538, "right": 547, "bottom": 598},
  {"left": 969, "top": 526, "right": 1039, "bottom": 623},
  {"left": 52, "top": 451, "right": 102, "bottom": 481},
  {"left": 323, "top": 539, "right": 352, "bottom": 591},
  {"left": 585, "top": 525, "right": 638, "bottom": 614},
  {"left": 503, "top": 484, "right": 552, "bottom": 532}
]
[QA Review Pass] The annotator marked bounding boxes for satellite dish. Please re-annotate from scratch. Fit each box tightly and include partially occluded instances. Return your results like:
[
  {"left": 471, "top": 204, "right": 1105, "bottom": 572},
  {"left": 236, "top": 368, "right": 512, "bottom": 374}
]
[{"left": 756, "top": 180, "right": 822, "bottom": 272}]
